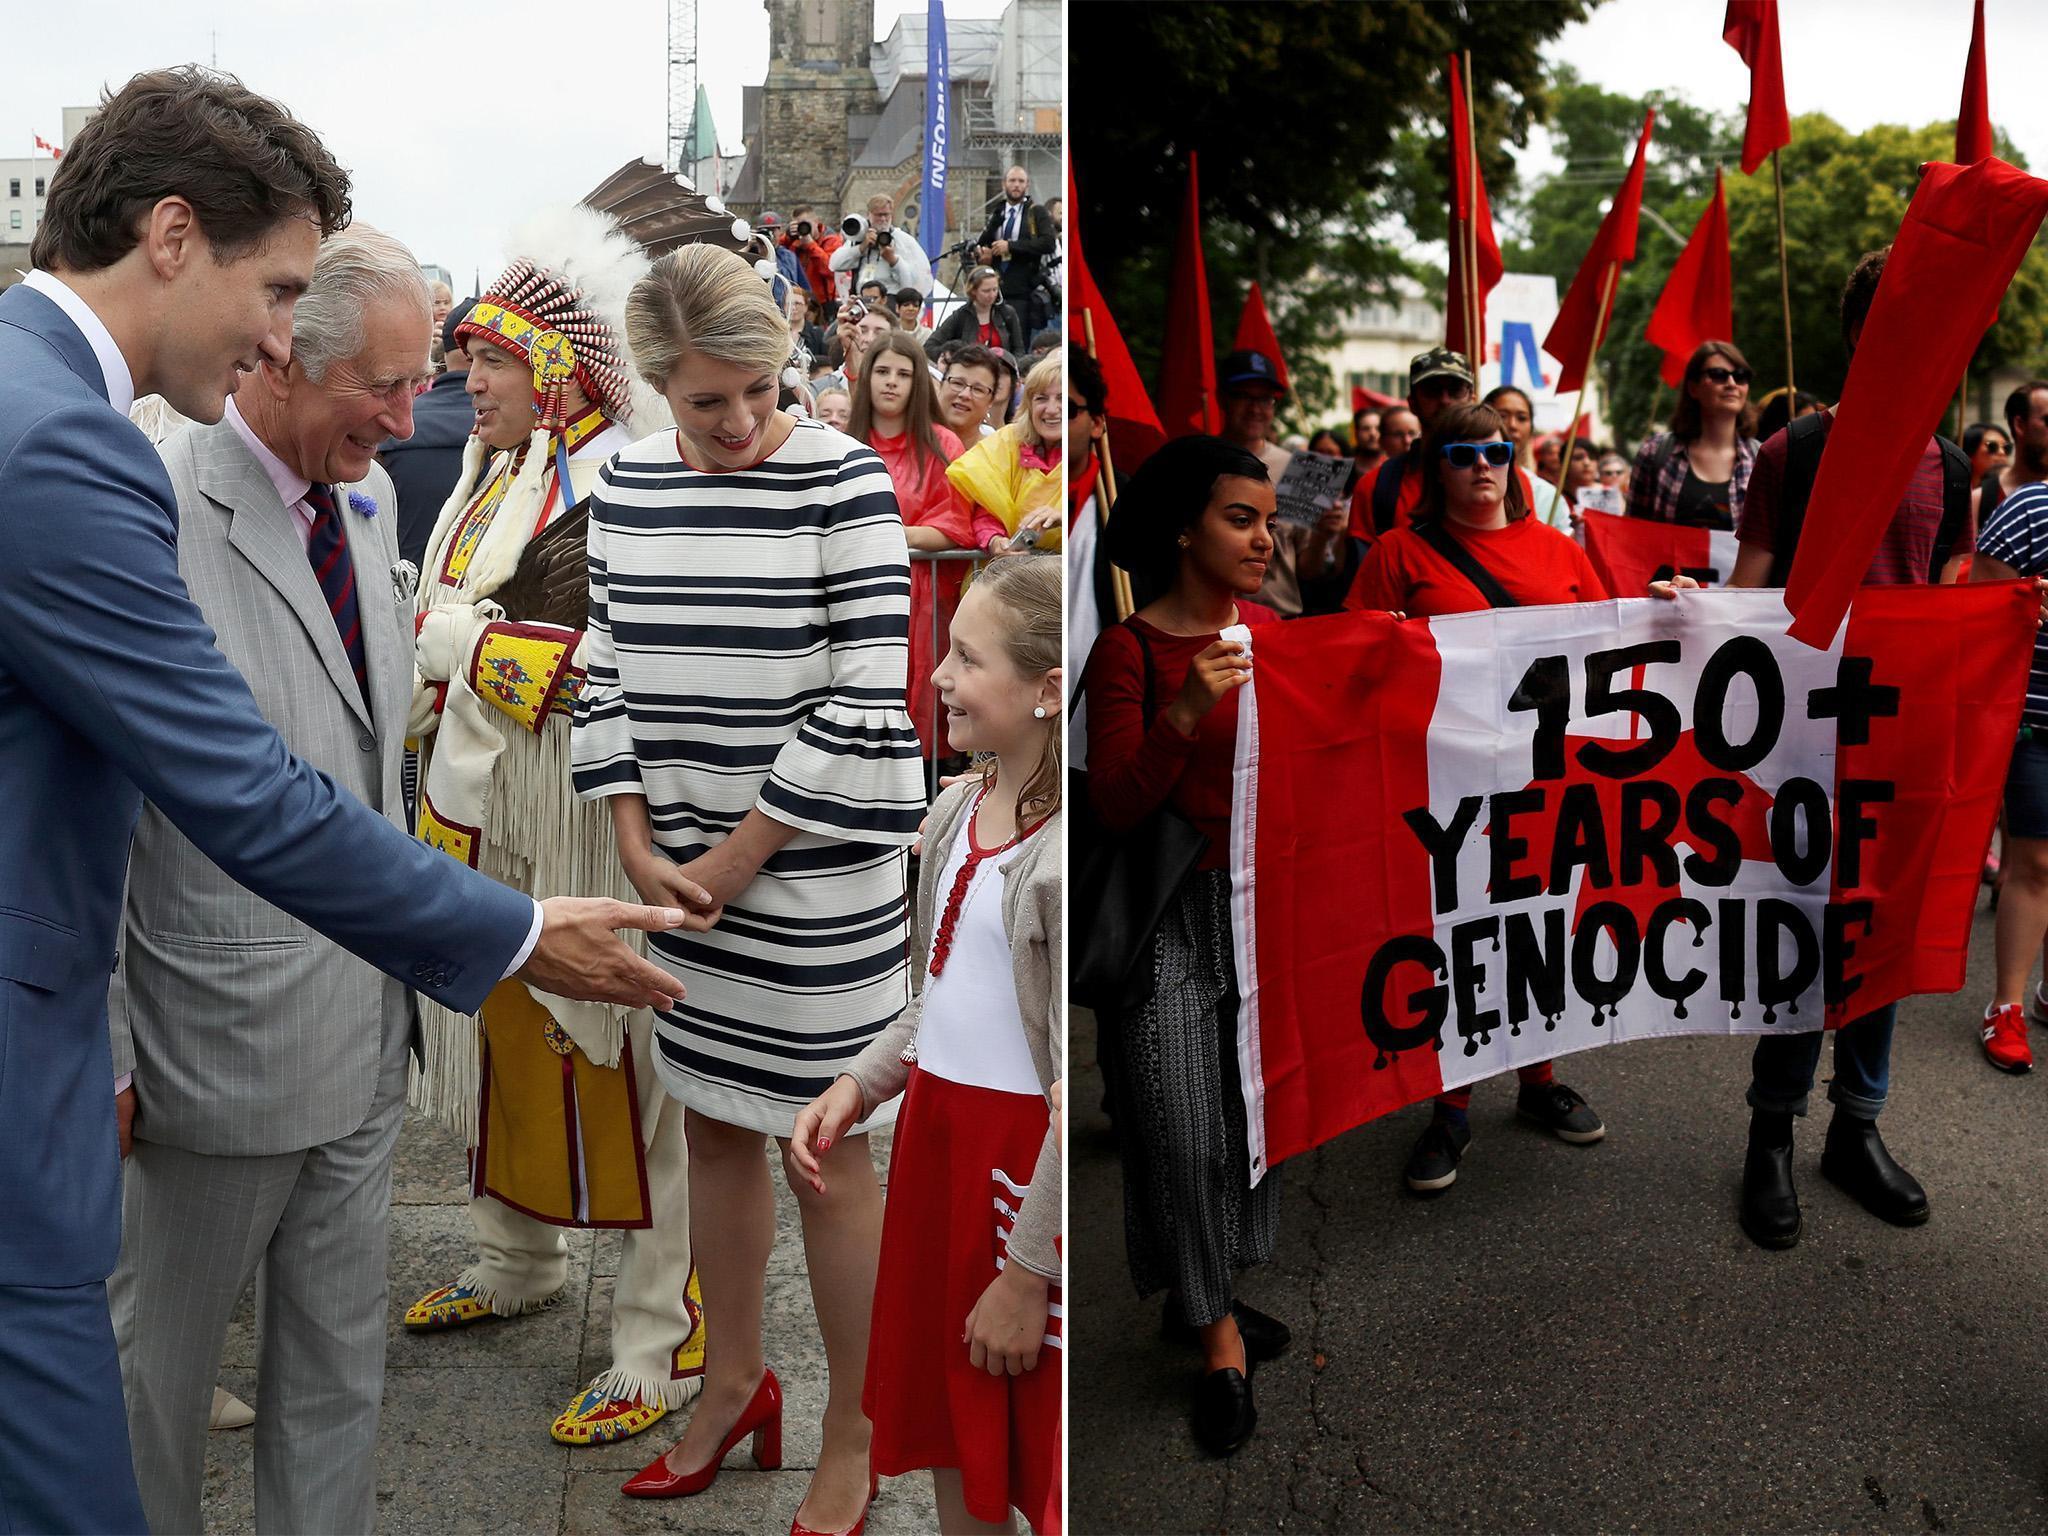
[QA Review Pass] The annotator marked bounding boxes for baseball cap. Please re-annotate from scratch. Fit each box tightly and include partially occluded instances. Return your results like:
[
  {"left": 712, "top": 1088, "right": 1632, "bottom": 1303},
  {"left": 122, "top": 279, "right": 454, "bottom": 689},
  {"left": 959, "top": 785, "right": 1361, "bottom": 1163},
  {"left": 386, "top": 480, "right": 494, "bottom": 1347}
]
[
  {"left": 441, "top": 297, "right": 476, "bottom": 357},
  {"left": 1219, "top": 349, "right": 1285, "bottom": 393},
  {"left": 759, "top": 211, "right": 784, "bottom": 228},
  {"left": 1409, "top": 346, "right": 1476, "bottom": 391}
]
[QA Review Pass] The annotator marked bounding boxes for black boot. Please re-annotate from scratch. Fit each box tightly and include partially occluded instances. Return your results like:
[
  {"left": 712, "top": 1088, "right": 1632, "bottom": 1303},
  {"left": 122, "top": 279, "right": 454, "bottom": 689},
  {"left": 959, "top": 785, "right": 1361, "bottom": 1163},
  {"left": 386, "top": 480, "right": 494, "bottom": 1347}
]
[
  {"left": 1820, "top": 1111, "right": 1929, "bottom": 1226},
  {"left": 1739, "top": 1109, "right": 1801, "bottom": 1249}
]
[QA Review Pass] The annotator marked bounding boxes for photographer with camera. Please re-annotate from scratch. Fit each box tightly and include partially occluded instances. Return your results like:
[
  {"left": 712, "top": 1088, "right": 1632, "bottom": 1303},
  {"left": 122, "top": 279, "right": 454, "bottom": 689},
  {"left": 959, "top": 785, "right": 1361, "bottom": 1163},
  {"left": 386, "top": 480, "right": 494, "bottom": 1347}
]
[
  {"left": 829, "top": 191, "right": 933, "bottom": 301},
  {"left": 780, "top": 204, "right": 843, "bottom": 302},
  {"left": 976, "top": 166, "right": 1057, "bottom": 335}
]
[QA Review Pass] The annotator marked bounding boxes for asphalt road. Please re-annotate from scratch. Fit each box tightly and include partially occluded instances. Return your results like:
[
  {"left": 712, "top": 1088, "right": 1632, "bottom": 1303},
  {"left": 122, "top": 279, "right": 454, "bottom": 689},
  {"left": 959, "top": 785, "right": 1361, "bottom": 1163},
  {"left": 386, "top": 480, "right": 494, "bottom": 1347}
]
[{"left": 1071, "top": 894, "right": 2048, "bottom": 1534}]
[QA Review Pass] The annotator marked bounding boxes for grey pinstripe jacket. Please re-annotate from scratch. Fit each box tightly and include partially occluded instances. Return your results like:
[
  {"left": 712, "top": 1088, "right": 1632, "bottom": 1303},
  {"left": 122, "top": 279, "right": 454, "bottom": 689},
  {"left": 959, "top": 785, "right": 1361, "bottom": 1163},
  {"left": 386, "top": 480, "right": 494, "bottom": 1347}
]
[{"left": 108, "top": 416, "right": 418, "bottom": 1156}]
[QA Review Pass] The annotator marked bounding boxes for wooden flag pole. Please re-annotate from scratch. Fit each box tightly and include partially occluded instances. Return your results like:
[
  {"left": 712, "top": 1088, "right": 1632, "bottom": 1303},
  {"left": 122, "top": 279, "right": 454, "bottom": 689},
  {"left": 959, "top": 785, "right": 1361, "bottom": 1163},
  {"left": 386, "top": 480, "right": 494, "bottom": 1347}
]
[
  {"left": 1553, "top": 261, "right": 1620, "bottom": 506},
  {"left": 1772, "top": 148, "right": 1796, "bottom": 400},
  {"left": 1080, "top": 305, "right": 1135, "bottom": 619},
  {"left": 1462, "top": 49, "right": 1483, "bottom": 366}
]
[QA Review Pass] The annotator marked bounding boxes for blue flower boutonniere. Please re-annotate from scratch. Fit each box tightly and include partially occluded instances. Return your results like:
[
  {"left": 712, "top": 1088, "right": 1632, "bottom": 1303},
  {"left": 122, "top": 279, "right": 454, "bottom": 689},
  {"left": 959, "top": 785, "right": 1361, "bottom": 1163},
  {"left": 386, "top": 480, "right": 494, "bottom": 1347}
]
[{"left": 348, "top": 488, "right": 379, "bottom": 519}]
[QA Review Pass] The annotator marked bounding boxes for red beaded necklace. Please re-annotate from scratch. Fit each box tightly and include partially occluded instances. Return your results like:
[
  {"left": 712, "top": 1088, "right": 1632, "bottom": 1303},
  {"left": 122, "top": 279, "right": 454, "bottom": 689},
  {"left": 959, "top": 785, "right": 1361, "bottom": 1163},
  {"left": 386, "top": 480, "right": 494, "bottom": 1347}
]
[{"left": 928, "top": 776, "right": 1047, "bottom": 978}]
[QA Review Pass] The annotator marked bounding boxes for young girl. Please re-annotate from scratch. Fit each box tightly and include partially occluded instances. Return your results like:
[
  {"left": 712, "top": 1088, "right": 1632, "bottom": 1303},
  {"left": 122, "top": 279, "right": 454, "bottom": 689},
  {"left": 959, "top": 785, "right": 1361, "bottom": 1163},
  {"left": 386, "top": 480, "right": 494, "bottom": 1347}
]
[
  {"left": 851, "top": 331, "right": 1004, "bottom": 759},
  {"left": 793, "top": 554, "right": 1064, "bottom": 1535}
]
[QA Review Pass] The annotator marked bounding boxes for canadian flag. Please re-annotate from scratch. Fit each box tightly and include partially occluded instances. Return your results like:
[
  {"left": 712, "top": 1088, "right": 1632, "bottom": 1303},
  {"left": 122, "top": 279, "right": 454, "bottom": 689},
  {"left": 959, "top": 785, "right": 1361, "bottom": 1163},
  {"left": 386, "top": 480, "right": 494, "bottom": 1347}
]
[
  {"left": 33, "top": 135, "right": 60, "bottom": 159},
  {"left": 1579, "top": 508, "right": 1741, "bottom": 592},
  {"left": 1226, "top": 584, "right": 2033, "bottom": 1181}
]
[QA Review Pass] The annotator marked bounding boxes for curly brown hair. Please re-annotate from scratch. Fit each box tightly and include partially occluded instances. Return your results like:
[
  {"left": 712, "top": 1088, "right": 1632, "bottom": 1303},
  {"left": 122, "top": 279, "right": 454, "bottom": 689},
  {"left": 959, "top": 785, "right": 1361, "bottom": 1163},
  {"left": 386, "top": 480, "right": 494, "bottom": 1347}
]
[{"left": 32, "top": 67, "right": 351, "bottom": 273}]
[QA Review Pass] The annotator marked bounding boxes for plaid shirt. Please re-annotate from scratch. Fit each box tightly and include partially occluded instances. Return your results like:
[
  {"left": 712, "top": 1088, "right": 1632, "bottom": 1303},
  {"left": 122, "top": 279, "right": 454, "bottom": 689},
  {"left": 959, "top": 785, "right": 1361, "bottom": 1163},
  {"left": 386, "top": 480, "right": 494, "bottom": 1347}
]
[{"left": 1626, "top": 430, "right": 1759, "bottom": 527}]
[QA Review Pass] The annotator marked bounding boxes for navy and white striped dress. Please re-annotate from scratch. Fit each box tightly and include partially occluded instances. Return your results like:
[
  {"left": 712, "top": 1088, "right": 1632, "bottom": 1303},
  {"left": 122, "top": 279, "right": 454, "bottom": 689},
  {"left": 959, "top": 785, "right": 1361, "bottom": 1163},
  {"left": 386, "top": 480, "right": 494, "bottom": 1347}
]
[{"left": 572, "top": 418, "right": 926, "bottom": 1135}]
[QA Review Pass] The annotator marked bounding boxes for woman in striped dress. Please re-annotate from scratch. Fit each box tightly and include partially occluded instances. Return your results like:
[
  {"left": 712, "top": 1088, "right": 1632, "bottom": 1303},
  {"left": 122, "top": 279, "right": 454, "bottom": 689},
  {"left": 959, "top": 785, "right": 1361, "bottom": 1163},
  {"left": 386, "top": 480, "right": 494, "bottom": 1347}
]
[{"left": 572, "top": 244, "right": 925, "bottom": 1536}]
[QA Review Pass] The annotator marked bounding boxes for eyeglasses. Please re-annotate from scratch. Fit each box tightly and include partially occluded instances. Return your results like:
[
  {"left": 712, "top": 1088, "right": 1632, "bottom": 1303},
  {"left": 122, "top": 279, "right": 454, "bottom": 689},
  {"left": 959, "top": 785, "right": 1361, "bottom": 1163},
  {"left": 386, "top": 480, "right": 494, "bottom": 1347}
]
[
  {"left": 1700, "top": 366, "right": 1752, "bottom": 385},
  {"left": 944, "top": 377, "right": 996, "bottom": 401},
  {"left": 1440, "top": 441, "right": 1516, "bottom": 469},
  {"left": 1068, "top": 398, "right": 1094, "bottom": 418}
]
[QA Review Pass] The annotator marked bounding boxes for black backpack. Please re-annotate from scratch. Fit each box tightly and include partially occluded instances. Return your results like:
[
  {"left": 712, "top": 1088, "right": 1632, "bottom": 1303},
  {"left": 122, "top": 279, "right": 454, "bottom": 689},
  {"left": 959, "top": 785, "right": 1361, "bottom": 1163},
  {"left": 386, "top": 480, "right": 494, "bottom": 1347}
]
[
  {"left": 1371, "top": 447, "right": 1414, "bottom": 534},
  {"left": 1766, "top": 412, "right": 1970, "bottom": 586}
]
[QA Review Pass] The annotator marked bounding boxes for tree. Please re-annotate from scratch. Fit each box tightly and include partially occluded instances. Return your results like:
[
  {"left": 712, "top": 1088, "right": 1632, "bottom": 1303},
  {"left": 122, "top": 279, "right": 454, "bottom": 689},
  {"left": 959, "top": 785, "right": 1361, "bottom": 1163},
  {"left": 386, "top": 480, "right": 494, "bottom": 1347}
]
[
  {"left": 1511, "top": 73, "right": 2048, "bottom": 445},
  {"left": 1071, "top": 0, "right": 1596, "bottom": 421}
]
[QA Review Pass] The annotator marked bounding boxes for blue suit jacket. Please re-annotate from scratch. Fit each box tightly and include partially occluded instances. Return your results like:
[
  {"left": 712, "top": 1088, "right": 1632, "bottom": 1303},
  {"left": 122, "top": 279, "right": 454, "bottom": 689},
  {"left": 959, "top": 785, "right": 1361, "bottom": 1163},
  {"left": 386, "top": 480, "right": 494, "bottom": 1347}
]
[
  {"left": 0, "top": 282, "right": 534, "bottom": 1287},
  {"left": 379, "top": 369, "right": 475, "bottom": 569}
]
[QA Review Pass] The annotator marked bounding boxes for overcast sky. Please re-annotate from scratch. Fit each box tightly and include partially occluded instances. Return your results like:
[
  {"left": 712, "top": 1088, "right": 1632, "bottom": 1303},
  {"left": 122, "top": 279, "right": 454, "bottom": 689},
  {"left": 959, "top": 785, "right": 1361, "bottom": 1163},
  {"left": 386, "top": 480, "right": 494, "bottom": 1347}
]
[
  {"left": 10, "top": 0, "right": 1008, "bottom": 294},
  {"left": 10, "top": 1, "right": 2040, "bottom": 292}
]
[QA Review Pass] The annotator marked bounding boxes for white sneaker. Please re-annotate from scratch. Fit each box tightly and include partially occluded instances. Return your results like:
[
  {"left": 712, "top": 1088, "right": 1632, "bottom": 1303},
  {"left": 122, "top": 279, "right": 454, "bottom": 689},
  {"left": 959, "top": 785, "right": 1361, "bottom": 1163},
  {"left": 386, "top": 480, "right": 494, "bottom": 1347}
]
[
  {"left": 209, "top": 1387, "right": 254, "bottom": 1431},
  {"left": 2029, "top": 985, "right": 2048, "bottom": 1027}
]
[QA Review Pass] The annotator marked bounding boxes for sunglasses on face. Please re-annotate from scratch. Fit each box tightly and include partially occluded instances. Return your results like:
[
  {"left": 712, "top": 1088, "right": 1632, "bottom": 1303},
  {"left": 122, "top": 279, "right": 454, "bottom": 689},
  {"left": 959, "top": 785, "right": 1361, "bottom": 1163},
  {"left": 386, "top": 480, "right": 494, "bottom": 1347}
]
[
  {"left": 1069, "top": 398, "right": 1095, "bottom": 418},
  {"left": 1440, "top": 441, "right": 1516, "bottom": 469},
  {"left": 1700, "top": 366, "right": 1752, "bottom": 385}
]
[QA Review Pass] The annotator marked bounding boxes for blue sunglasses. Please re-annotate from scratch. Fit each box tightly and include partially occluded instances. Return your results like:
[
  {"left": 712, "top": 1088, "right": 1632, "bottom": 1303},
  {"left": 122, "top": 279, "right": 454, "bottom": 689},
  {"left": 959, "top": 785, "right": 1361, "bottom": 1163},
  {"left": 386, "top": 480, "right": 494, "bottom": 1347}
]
[{"left": 1440, "top": 441, "right": 1516, "bottom": 469}]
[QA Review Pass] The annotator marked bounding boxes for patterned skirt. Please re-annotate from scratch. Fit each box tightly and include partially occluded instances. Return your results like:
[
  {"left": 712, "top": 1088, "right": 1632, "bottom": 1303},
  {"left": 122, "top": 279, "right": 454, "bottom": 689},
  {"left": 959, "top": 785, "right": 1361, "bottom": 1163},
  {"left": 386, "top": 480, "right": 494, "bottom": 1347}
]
[{"left": 1111, "top": 868, "right": 1281, "bottom": 1325}]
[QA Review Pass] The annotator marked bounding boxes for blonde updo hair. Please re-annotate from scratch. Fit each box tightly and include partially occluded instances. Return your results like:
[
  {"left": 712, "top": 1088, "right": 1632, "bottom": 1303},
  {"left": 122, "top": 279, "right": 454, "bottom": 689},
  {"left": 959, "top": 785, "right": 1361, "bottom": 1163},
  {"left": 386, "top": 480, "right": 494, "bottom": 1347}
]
[
  {"left": 965, "top": 552, "right": 1063, "bottom": 821},
  {"left": 625, "top": 243, "right": 790, "bottom": 390}
]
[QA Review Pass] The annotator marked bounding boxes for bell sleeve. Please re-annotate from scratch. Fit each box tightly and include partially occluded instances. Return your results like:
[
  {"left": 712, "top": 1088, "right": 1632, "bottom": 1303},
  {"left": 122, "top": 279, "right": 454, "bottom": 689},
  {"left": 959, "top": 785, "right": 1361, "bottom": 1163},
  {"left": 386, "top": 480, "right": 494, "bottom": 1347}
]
[
  {"left": 757, "top": 444, "right": 926, "bottom": 843},
  {"left": 569, "top": 473, "right": 643, "bottom": 799}
]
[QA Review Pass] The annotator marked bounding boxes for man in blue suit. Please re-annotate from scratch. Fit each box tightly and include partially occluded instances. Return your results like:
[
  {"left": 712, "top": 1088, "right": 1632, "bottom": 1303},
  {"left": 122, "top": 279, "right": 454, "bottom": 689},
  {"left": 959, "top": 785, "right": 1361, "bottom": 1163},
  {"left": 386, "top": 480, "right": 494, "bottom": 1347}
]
[{"left": 0, "top": 69, "right": 709, "bottom": 1534}]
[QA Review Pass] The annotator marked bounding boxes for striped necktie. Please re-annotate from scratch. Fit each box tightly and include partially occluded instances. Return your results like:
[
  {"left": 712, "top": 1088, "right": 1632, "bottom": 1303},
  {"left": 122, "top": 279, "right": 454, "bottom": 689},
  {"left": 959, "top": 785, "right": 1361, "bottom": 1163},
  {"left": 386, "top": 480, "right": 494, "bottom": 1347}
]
[{"left": 303, "top": 482, "right": 367, "bottom": 701}]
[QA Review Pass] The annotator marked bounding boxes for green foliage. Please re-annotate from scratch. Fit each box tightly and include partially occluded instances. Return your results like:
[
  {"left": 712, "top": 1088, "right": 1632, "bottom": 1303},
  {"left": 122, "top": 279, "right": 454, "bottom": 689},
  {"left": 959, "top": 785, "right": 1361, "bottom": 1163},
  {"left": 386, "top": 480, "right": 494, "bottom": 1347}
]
[
  {"left": 1512, "top": 72, "right": 2047, "bottom": 446},
  {"left": 1070, "top": 0, "right": 1595, "bottom": 422}
]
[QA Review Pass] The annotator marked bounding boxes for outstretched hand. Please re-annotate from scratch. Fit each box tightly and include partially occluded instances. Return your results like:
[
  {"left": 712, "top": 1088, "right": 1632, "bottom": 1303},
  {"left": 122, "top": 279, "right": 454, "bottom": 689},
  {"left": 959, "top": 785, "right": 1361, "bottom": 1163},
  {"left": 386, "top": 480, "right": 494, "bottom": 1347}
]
[{"left": 519, "top": 897, "right": 699, "bottom": 1010}]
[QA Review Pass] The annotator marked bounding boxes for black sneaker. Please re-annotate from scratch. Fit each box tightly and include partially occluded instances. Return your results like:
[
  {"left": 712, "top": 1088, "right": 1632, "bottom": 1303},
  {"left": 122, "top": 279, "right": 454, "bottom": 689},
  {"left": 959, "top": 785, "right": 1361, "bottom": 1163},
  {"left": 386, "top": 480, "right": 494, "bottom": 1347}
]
[
  {"left": 1517, "top": 1081, "right": 1606, "bottom": 1144},
  {"left": 1403, "top": 1116, "right": 1472, "bottom": 1194}
]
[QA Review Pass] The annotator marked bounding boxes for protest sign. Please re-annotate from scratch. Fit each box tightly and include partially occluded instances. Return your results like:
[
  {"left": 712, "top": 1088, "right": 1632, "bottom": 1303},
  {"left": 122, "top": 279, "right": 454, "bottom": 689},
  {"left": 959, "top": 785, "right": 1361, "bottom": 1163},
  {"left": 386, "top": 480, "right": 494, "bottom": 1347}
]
[
  {"left": 1227, "top": 584, "right": 2033, "bottom": 1182},
  {"left": 1574, "top": 485, "right": 1625, "bottom": 518},
  {"left": 1580, "top": 510, "right": 1741, "bottom": 592},
  {"left": 1273, "top": 451, "right": 1356, "bottom": 528}
]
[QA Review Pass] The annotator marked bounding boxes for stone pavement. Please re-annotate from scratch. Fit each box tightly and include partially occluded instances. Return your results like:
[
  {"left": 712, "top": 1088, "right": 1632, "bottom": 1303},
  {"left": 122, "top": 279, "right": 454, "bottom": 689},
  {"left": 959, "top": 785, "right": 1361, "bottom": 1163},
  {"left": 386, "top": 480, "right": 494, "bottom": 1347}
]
[
  {"left": 202, "top": 1117, "right": 939, "bottom": 1535},
  {"left": 1072, "top": 899, "right": 2048, "bottom": 1533}
]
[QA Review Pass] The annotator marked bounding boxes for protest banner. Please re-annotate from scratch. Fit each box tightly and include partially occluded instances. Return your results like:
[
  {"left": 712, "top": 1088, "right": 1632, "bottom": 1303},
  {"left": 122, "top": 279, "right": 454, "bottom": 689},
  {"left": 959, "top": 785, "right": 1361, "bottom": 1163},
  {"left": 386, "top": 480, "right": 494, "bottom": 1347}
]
[
  {"left": 1272, "top": 451, "right": 1356, "bottom": 529},
  {"left": 1580, "top": 509, "right": 1740, "bottom": 592},
  {"left": 1226, "top": 584, "right": 2034, "bottom": 1182}
]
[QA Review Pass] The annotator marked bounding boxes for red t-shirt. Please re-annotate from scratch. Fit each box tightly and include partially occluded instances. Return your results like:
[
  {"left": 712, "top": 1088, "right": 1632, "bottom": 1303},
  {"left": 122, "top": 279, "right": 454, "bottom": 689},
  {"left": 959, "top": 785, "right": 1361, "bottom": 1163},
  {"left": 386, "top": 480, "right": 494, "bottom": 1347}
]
[
  {"left": 1083, "top": 604, "right": 1280, "bottom": 871},
  {"left": 1735, "top": 408, "right": 1962, "bottom": 585},
  {"left": 1346, "top": 516, "right": 1609, "bottom": 616}
]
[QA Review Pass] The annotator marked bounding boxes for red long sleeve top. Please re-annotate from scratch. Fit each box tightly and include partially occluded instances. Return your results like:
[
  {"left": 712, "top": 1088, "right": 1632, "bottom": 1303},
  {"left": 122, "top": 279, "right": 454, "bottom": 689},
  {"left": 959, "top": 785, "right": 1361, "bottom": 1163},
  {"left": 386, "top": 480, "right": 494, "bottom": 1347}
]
[{"left": 1082, "top": 604, "right": 1279, "bottom": 871}]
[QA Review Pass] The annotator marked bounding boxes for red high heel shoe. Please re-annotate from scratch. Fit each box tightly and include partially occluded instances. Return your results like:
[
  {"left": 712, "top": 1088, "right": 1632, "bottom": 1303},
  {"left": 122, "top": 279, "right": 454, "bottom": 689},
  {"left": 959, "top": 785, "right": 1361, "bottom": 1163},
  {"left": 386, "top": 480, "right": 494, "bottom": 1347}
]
[
  {"left": 620, "top": 1369, "right": 783, "bottom": 1499},
  {"left": 789, "top": 1463, "right": 879, "bottom": 1536}
]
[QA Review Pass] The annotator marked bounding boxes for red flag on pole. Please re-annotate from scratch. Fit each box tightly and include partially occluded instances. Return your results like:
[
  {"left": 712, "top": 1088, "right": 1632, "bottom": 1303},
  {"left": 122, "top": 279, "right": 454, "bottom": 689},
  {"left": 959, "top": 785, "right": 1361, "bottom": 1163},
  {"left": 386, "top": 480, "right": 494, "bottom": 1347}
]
[
  {"left": 1723, "top": 1, "right": 1791, "bottom": 175},
  {"left": 1157, "top": 152, "right": 1221, "bottom": 438},
  {"left": 1644, "top": 166, "right": 1734, "bottom": 388},
  {"left": 1231, "top": 282, "right": 1290, "bottom": 393},
  {"left": 1957, "top": 0, "right": 1993, "bottom": 164},
  {"left": 1541, "top": 110, "right": 1654, "bottom": 396},
  {"left": 1784, "top": 157, "right": 2048, "bottom": 646},
  {"left": 1445, "top": 54, "right": 1503, "bottom": 365},
  {"left": 32, "top": 134, "right": 60, "bottom": 159},
  {"left": 1068, "top": 164, "right": 1166, "bottom": 474}
]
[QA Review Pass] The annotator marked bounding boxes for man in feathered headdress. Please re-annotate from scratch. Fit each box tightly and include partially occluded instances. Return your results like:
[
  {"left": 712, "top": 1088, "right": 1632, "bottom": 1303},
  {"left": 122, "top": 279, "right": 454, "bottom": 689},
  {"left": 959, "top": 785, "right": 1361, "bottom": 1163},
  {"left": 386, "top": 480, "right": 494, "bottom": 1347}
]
[{"left": 400, "top": 204, "right": 706, "bottom": 1446}]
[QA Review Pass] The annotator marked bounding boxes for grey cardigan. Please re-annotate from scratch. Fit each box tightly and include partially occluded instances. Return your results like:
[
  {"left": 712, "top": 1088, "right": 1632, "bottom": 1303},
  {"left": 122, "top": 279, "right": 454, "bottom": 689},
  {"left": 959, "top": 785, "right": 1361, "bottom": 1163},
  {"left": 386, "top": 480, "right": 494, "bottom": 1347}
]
[{"left": 845, "top": 779, "right": 1063, "bottom": 1279}]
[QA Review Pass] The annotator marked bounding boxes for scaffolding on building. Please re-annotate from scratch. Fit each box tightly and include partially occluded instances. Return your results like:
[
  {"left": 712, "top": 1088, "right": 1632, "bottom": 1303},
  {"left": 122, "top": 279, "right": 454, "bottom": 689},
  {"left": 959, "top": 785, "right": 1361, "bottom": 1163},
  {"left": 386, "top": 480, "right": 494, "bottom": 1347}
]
[{"left": 667, "top": 0, "right": 697, "bottom": 176}]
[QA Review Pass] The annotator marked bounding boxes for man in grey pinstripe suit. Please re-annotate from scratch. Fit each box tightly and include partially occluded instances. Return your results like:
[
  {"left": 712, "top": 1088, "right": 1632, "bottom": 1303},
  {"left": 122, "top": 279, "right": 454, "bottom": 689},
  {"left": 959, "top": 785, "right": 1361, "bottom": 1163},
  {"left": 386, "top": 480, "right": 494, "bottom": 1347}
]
[{"left": 107, "top": 225, "right": 440, "bottom": 1535}]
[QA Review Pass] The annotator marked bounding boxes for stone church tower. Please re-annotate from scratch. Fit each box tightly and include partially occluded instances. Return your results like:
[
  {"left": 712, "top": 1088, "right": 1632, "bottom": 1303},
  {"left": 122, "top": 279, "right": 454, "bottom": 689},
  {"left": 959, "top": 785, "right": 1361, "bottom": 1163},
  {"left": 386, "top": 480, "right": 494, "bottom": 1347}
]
[{"left": 758, "top": 0, "right": 880, "bottom": 221}]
